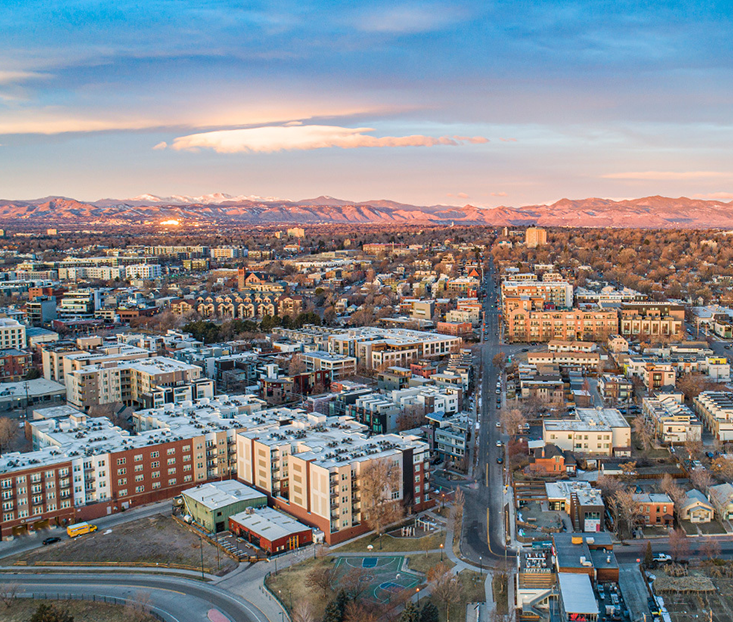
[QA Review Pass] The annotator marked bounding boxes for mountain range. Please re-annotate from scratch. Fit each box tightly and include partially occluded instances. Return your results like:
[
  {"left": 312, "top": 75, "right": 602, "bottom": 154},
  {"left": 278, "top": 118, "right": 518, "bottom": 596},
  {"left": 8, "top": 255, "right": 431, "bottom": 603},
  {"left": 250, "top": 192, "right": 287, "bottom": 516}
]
[{"left": 0, "top": 194, "right": 732, "bottom": 229}]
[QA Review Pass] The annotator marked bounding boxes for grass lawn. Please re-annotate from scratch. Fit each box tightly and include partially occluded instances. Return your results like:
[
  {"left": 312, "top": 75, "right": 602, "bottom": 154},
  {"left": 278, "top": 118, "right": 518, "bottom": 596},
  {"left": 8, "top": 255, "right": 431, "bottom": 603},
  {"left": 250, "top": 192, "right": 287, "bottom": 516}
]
[
  {"left": 265, "top": 557, "right": 334, "bottom": 621},
  {"left": 334, "top": 531, "right": 445, "bottom": 553},
  {"left": 492, "top": 574, "right": 509, "bottom": 616},
  {"left": 0, "top": 599, "right": 157, "bottom": 622},
  {"left": 680, "top": 520, "right": 727, "bottom": 535},
  {"left": 435, "top": 507, "right": 452, "bottom": 520},
  {"left": 3, "top": 515, "right": 236, "bottom": 576},
  {"left": 406, "top": 552, "right": 455, "bottom": 575}
]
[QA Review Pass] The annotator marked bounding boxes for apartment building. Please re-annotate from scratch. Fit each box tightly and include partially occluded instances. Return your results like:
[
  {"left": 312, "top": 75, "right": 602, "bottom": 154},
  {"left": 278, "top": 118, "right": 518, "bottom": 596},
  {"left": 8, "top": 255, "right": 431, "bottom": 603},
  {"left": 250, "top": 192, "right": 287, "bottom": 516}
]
[
  {"left": 525, "top": 227, "right": 547, "bottom": 248},
  {"left": 546, "top": 481, "right": 604, "bottom": 532},
  {"left": 643, "top": 395, "right": 702, "bottom": 444},
  {"left": 501, "top": 278, "right": 573, "bottom": 309},
  {"left": 543, "top": 408, "right": 631, "bottom": 456},
  {"left": 65, "top": 356, "right": 213, "bottom": 410},
  {"left": 125, "top": 264, "right": 162, "bottom": 280},
  {"left": 237, "top": 418, "right": 431, "bottom": 544},
  {"left": 58, "top": 289, "right": 102, "bottom": 319},
  {"left": 597, "top": 374, "right": 633, "bottom": 403},
  {"left": 527, "top": 351, "right": 600, "bottom": 373},
  {"left": 300, "top": 352, "right": 357, "bottom": 379},
  {"left": 505, "top": 308, "right": 618, "bottom": 343},
  {"left": 625, "top": 359, "right": 676, "bottom": 390},
  {"left": 693, "top": 391, "right": 733, "bottom": 441},
  {"left": 328, "top": 327, "right": 462, "bottom": 369},
  {"left": 0, "top": 318, "right": 26, "bottom": 349},
  {"left": 618, "top": 302, "right": 684, "bottom": 340}
]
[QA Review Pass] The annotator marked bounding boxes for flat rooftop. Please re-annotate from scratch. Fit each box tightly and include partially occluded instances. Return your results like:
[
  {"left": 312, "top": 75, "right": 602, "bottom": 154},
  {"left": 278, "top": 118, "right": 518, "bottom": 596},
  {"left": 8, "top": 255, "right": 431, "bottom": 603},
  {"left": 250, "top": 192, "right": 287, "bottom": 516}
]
[
  {"left": 182, "top": 481, "right": 266, "bottom": 511},
  {"left": 230, "top": 507, "right": 311, "bottom": 542}
]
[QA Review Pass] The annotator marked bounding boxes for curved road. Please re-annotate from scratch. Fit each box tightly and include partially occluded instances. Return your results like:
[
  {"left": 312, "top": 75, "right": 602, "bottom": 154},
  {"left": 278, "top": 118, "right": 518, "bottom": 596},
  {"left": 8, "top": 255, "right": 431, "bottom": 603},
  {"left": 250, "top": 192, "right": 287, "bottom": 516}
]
[{"left": 0, "top": 572, "right": 268, "bottom": 622}]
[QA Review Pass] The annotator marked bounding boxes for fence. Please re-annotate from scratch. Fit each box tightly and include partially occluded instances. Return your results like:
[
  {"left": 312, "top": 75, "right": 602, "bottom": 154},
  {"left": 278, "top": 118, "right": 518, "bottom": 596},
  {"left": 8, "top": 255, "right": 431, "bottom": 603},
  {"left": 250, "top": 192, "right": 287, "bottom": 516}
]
[{"left": 16, "top": 592, "right": 168, "bottom": 621}]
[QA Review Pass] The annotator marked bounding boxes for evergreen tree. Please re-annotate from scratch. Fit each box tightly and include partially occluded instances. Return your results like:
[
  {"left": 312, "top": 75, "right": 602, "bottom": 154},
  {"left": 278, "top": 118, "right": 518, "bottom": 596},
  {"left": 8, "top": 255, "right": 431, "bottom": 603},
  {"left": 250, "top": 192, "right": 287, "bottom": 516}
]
[
  {"left": 400, "top": 601, "right": 420, "bottom": 622},
  {"left": 419, "top": 601, "right": 440, "bottom": 622},
  {"left": 29, "top": 604, "right": 74, "bottom": 622},
  {"left": 644, "top": 541, "right": 654, "bottom": 567}
]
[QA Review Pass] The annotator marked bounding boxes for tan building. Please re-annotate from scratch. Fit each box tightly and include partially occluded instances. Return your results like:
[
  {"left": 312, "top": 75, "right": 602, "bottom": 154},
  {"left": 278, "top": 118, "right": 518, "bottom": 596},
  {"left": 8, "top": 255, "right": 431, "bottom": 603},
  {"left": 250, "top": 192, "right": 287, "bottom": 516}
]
[
  {"left": 300, "top": 352, "right": 357, "bottom": 378},
  {"left": 505, "top": 308, "right": 618, "bottom": 343},
  {"left": 543, "top": 408, "right": 631, "bottom": 456},
  {"left": 525, "top": 227, "right": 547, "bottom": 248},
  {"left": 619, "top": 303, "right": 684, "bottom": 340},
  {"left": 501, "top": 279, "right": 573, "bottom": 309}
]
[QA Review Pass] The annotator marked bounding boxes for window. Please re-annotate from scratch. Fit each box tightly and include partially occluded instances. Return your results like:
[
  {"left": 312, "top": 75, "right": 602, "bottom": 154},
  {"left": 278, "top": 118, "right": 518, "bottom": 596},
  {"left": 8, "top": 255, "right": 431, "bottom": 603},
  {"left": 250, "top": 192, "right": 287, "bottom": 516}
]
[
  {"left": 134, "top": 454, "right": 143, "bottom": 462},
  {"left": 135, "top": 475, "right": 144, "bottom": 483},
  {"left": 415, "top": 496, "right": 421, "bottom": 504},
  {"left": 168, "top": 478, "right": 177, "bottom": 486},
  {"left": 167, "top": 458, "right": 176, "bottom": 465},
  {"left": 118, "top": 478, "right": 127, "bottom": 486},
  {"left": 183, "top": 455, "right": 191, "bottom": 462},
  {"left": 119, "top": 489, "right": 128, "bottom": 497},
  {"left": 44, "top": 470, "right": 54, "bottom": 479},
  {"left": 1, "top": 479, "right": 11, "bottom": 489},
  {"left": 183, "top": 465, "right": 191, "bottom": 472},
  {"left": 117, "top": 458, "right": 126, "bottom": 465},
  {"left": 117, "top": 468, "right": 126, "bottom": 476},
  {"left": 150, "top": 451, "right": 159, "bottom": 459},
  {"left": 152, "top": 482, "right": 161, "bottom": 489},
  {"left": 151, "top": 461, "right": 159, "bottom": 469},
  {"left": 183, "top": 475, "right": 192, "bottom": 482},
  {"left": 134, "top": 465, "right": 143, "bottom": 473},
  {"left": 152, "top": 471, "right": 160, "bottom": 479},
  {"left": 167, "top": 448, "right": 176, "bottom": 455},
  {"left": 135, "top": 486, "right": 144, "bottom": 493},
  {"left": 183, "top": 445, "right": 191, "bottom": 452},
  {"left": 60, "top": 500, "right": 71, "bottom": 509},
  {"left": 3, "top": 512, "right": 13, "bottom": 521}
]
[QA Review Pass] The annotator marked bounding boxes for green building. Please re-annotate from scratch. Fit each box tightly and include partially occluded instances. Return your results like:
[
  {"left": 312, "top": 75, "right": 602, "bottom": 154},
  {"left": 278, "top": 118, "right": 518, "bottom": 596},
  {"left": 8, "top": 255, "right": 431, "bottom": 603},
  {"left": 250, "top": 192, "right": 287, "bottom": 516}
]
[{"left": 181, "top": 480, "right": 267, "bottom": 533}]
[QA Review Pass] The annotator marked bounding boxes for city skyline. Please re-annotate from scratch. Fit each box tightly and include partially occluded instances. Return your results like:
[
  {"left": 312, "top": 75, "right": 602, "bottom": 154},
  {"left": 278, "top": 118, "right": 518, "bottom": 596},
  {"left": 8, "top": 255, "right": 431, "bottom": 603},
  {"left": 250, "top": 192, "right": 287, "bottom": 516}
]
[{"left": 1, "top": 1, "right": 732, "bottom": 206}]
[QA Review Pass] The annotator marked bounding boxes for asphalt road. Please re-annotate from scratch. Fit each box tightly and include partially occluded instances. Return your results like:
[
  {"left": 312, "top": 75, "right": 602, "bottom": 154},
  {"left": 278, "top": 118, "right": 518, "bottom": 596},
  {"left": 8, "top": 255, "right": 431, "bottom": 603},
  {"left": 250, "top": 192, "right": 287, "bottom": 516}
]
[{"left": 0, "top": 572, "right": 267, "bottom": 622}]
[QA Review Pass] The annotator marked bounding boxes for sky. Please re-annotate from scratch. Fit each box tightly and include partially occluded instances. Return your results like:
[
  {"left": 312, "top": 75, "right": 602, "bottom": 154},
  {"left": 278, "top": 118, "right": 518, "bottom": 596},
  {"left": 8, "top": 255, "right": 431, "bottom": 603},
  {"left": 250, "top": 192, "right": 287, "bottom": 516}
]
[{"left": 1, "top": 0, "right": 733, "bottom": 207}]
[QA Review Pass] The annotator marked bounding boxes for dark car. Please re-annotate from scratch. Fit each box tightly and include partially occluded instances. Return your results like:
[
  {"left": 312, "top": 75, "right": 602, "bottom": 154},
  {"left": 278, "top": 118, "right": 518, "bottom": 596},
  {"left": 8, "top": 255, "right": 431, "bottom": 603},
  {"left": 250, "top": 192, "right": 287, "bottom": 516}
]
[
  {"left": 496, "top": 456, "right": 504, "bottom": 464},
  {"left": 43, "top": 536, "right": 61, "bottom": 546}
]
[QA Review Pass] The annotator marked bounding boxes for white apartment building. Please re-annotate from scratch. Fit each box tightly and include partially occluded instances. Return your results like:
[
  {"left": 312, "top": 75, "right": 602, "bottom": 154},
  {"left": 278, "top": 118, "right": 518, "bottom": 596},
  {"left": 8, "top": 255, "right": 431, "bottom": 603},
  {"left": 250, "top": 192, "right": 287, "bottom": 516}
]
[
  {"left": 0, "top": 318, "right": 26, "bottom": 349},
  {"left": 543, "top": 408, "right": 631, "bottom": 456},
  {"left": 125, "top": 264, "right": 162, "bottom": 280},
  {"left": 643, "top": 395, "right": 702, "bottom": 444},
  {"left": 300, "top": 352, "right": 357, "bottom": 378},
  {"left": 694, "top": 392, "right": 733, "bottom": 441}
]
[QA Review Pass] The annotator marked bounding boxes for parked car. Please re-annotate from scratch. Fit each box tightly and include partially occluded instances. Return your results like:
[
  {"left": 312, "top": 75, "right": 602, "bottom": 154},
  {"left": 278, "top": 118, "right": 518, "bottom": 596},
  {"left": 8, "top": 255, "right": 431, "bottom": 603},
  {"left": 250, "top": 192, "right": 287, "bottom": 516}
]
[
  {"left": 496, "top": 456, "right": 504, "bottom": 464},
  {"left": 653, "top": 553, "right": 671, "bottom": 563},
  {"left": 495, "top": 422, "right": 501, "bottom": 428},
  {"left": 43, "top": 537, "right": 61, "bottom": 546},
  {"left": 496, "top": 440, "right": 503, "bottom": 447}
]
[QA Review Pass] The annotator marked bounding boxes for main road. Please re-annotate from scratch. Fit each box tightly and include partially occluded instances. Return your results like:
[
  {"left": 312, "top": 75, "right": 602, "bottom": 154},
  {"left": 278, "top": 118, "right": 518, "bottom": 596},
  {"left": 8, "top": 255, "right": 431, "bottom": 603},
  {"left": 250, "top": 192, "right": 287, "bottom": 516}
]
[
  {"left": 0, "top": 571, "right": 268, "bottom": 622},
  {"left": 460, "top": 256, "right": 515, "bottom": 566}
]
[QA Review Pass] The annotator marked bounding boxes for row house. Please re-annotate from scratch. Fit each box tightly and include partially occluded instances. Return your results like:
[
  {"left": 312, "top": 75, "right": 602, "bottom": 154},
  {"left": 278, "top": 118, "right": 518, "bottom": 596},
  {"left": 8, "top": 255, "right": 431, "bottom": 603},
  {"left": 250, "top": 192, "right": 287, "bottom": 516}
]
[
  {"left": 643, "top": 395, "right": 702, "bottom": 444},
  {"left": 618, "top": 302, "right": 684, "bottom": 340},
  {"left": 693, "top": 391, "right": 733, "bottom": 441}
]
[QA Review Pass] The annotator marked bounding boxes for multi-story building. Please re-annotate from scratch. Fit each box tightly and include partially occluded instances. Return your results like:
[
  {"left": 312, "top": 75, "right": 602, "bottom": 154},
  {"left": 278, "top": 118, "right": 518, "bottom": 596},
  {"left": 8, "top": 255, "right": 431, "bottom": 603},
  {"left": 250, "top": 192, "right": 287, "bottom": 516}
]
[
  {"left": 125, "top": 264, "right": 162, "bottom": 280},
  {"left": 58, "top": 289, "right": 102, "bottom": 319},
  {"left": 0, "top": 318, "right": 26, "bottom": 349},
  {"left": 597, "top": 374, "right": 633, "bottom": 403},
  {"left": 65, "top": 356, "right": 212, "bottom": 410},
  {"left": 525, "top": 227, "right": 547, "bottom": 248},
  {"left": 300, "top": 352, "right": 357, "bottom": 379},
  {"left": 545, "top": 481, "right": 604, "bottom": 532},
  {"left": 693, "top": 391, "right": 733, "bottom": 441},
  {"left": 26, "top": 297, "right": 57, "bottom": 326},
  {"left": 618, "top": 302, "right": 684, "bottom": 340},
  {"left": 625, "top": 359, "right": 676, "bottom": 390},
  {"left": 237, "top": 418, "right": 431, "bottom": 544},
  {"left": 505, "top": 308, "right": 618, "bottom": 343},
  {"left": 543, "top": 408, "right": 631, "bottom": 456},
  {"left": 643, "top": 394, "right": 702, "bottom": 444},
  {"left": 0, "top": 348, "right": 32, "bottom": 381},
  {"left": 527, "top": 351, "right": 600, "bottom": 373},
  {"left": 501, "top": 278, "right": 573, "bottom": 309}
]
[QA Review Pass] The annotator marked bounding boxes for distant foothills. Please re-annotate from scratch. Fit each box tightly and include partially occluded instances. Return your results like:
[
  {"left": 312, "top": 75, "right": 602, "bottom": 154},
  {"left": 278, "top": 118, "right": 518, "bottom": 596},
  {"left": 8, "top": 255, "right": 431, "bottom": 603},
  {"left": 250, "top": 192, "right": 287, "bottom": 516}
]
[{"left": 1, "top": 194, "right": 733, "bottom": 229}]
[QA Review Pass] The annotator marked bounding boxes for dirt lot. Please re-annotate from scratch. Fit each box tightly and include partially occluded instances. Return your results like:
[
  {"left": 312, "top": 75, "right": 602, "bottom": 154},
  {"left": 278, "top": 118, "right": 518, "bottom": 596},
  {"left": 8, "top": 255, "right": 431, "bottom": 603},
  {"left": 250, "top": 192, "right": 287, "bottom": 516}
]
[
  {"left": 654, "top": 567, "right": 733, "bottom": 622},
  {"left": 333, "top": 530, "right": 445, "bottom": 553},
  {"left": 0, "top": 598, "right": 157, "bottom": 622},
  {"left": 3, "top": 515, "right": 236, "bottom": 575}
]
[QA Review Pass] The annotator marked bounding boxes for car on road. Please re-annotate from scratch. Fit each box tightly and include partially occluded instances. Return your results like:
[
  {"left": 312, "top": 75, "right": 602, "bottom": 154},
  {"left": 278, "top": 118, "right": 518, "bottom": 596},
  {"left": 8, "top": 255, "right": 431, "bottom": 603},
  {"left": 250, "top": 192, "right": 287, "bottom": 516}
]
[
  {"left": 496, "top": 456, "right": 504, "bottom": 464},
  {"left": 653, "top": 553, "right": 672, "bottom": 563},
  {"left": 43, "top": 536, "right": 61, "bottom": 545},
  {"left": 496, "top": 440, "right": 503, "bottom": 447},
  {"left": 520, "top": 348, "right": 529, "bottom": 352},
  {"left": 495, "top": 421, "right": 501, "bottom": 427},
  {"left": 495, "top": 388, "right": 501, "bottom": 394}
]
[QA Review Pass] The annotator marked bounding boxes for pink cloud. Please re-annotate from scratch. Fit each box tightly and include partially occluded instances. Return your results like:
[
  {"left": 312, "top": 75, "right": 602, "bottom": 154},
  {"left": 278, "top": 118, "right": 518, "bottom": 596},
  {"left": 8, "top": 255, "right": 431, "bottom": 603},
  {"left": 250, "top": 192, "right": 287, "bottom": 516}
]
[
  {"left": 499, "top": 138, "right": 517, "bottom": 142},
  {"left": 165, "top": 125, "right": 490, "bottom": 153},
  {"left": 695, "top": 192, "right": 733, "bottom": 200},
  {"left": 491, "top": 192, "right": 508, "bottom": 197},
  {"left": 603, "top": 171, "right": 731, "bottom": 180}
]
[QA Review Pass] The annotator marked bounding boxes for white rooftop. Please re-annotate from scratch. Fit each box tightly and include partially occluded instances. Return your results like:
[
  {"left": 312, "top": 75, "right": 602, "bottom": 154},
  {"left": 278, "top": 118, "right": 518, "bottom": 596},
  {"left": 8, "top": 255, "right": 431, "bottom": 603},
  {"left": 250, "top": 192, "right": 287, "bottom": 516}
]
[
  {"left": 230, "top": 507, "right": 311, "bottom": 542},
  {"left": 182, "top": 481, "right": 266, "bottom": 511},
  {"left": 558, "top": 573, "right": 599, "bottom": 616}
]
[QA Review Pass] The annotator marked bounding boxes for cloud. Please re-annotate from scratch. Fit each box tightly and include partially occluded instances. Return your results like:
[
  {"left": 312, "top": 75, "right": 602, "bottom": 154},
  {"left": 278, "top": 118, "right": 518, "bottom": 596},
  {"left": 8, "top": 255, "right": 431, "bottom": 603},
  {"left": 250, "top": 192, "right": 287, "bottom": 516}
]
[
  {"left": 457, "top": 192, "right": 469, "bottom": 199},
  {"left": 0, "top": 70, "right": 47, "bottom": 85},
  {"left": 153, "top": 141, "right": 167, "bottom": 150},
  {"left": 164, "top": 125, "right": 489, "bottom": 153},
  {"left": 354, "top": 4, "right": 468, "bottom": 34},
  {"left": 499, "top": 138, "right": 517, "bottom": 142},
  {"left": 491, "top": 192, "right": 508, "bottom": 197},
  {"left": 603, "top": 171, "right": 731, "bottom": 180}
]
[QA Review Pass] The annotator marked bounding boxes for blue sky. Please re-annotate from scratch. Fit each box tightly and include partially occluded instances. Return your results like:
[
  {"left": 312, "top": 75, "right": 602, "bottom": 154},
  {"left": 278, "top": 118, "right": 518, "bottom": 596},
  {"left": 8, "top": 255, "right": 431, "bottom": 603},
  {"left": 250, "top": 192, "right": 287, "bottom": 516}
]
[{"left": 1, "top": 0, "right": 732, "bottom": 206}]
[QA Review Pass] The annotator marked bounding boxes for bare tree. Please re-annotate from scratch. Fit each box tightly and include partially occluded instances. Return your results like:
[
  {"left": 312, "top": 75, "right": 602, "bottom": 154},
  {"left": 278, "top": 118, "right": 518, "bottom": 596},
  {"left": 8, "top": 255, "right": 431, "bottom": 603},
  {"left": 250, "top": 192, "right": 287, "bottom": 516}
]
[
  {"left": 499, "top": 407, "right": 527, "bottom": 438},
  {"left": 619, "top": 461, "right": 637, "bottom": 484},
  {"left": 305, "top": 565, "right": 333, "bottom": 600},
  {"left": 453, "top": 487, "right": 465, "bottom": 532},
  {"left": 340, "top": 567, "right": 371, "bottom": 601},
  {"left": 690, "top": 467, "right": 713, "bottom": 492},
  {"left": 343, "top": 600, "right": 381, "bottom": 622},
  {"left": 0, "top": 417, "right": 18, "bottom": 453},
  {"left": 492, "top": 352, "right": 507, "bottom": 371},
  {"left": 288, "top": 354, "right": 306, "bottom": 376},
  {"left": 659, "top": 474, "right": 685, "bottom": 506},
  {"left": 360, "top": 459, "right": 405, "bottom": 539},
  {"left": 633, "top": 414, "right": 653, "bottom": 450},
  {"left": 711, "top": 456, "right": 733, "bottom": 481},
  {"left": 701, "top": 538, "right": 722, "bottom": 561},
  {"left": 124, "top": 591, "right": 153, "bottom": 622},
  {"left": 429, "top": 563, "right": 462, "bottom": 620},
  {"left": 612, "top": 490, "right": 641, "bottom": 538},
  {"left": 668, "top": 528, "right": 689, "bottom": 561},
  {"left": 684, "top": 439, "right": 704, "bottom": 461},
  {"left": 293, "top": 600, "right": 317, "bottom": 622},
  {"left": 396, "top": 403, "right": 427, "bottom": 431},
  {"left": 595, "top": 474, "right": 623, "bottom": 500},
  {"left": 0, "top": 582, "right": 19, "bottom": 609}
]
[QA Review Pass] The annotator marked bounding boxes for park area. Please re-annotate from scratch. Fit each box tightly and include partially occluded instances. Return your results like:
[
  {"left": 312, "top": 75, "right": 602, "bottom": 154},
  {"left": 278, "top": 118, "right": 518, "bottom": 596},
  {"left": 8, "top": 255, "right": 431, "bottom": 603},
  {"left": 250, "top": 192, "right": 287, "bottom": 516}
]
[{"left": 2, "top": 515, "right": 237, "bottom": 575}]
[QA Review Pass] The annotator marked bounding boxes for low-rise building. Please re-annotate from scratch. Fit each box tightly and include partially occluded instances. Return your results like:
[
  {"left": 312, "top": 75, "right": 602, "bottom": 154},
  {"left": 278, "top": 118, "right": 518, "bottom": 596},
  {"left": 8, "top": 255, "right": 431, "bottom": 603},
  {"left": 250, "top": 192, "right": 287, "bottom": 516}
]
[
  {"left": 708, "top": 482, "right": 733, "bottom": 520},
  {"left": 643, "top": 395, "right": 702, "bottom": 444},
  {"left": 694, "top": 392, "right": 733, "bottom": 441},
  {"left": 543, "top": 408, "right": 631, "bottom": 457},
  {"left": 181, "top": 480, "right": 267, "bottom": 533},
  {"left": 229, "top": 507, "right": 313, "bottom": 554},
  {"left": 300, "top": 352, "right": 356, "bottom": 379},
  {"left": 678, "top": 489, "right": 714, "bottom": 523},
  {"left": 633, "top": 493, "right": 673, "bottom": 526},
  {"left": 546, "top": 481, "right": 605, "bottom": 532}
]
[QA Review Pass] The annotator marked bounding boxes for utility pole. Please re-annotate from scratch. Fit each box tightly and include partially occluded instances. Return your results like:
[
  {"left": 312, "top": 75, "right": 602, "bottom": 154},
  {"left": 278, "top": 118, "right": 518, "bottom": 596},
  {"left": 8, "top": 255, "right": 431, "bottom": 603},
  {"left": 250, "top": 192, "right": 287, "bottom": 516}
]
[{"left": 200, "top": 535, "right": 205, "bottom": 580}]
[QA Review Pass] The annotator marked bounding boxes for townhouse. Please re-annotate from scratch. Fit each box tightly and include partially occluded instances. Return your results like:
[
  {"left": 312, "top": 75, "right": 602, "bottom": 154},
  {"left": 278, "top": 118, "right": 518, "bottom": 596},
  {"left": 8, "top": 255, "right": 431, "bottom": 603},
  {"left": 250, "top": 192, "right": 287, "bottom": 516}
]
[
  {"left": 642, "top": 394, "right": 702, "bottom": 444},
  {"left": 542, "top": 408, "right": 631, "bottom": 457},
  {"left": 693, "top": 391, "right": 733, "bottom": 441}
]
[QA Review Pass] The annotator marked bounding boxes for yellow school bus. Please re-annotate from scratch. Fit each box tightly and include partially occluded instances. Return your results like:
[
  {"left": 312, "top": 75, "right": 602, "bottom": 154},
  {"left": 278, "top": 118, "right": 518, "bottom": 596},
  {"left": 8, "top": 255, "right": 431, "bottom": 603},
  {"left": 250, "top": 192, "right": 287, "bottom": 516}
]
[{"left": 66, "top": 522, "right": 98, "bottom": 538}]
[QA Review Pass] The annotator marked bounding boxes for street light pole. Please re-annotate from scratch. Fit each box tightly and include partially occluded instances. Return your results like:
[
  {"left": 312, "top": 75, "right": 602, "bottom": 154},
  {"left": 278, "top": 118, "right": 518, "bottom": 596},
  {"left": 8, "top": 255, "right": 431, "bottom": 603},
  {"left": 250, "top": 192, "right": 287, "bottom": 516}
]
[
  {"left": 440, "top": 543, "right": 444, "bottom": 561},
  {"left": 479, "top": 556, "right": 482, "bottom": 575},
  {"left": 200, "top": 535, "right": 205, "bottom": 581}
]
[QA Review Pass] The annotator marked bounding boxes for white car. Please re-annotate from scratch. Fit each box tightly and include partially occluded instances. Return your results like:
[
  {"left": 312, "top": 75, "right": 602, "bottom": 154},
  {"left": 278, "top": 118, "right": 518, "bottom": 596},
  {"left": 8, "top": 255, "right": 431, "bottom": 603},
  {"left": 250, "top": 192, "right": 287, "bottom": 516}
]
[
  {"left": 496, "top": 440, "right": 503, "bottom": 447},
  {"left": 653, "top": 553, "right": 672, "bottom": 562},
  {"left": 495, "top": 422, "right": 501, "bottom": 428}
]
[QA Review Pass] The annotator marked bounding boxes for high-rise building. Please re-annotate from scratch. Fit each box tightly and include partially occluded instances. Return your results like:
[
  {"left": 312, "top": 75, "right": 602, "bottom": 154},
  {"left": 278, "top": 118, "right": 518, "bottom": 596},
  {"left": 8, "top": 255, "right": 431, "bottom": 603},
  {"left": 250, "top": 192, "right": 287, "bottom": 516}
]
[{"left": 525, "top": 227, "right": 548, "bottom": 248}]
